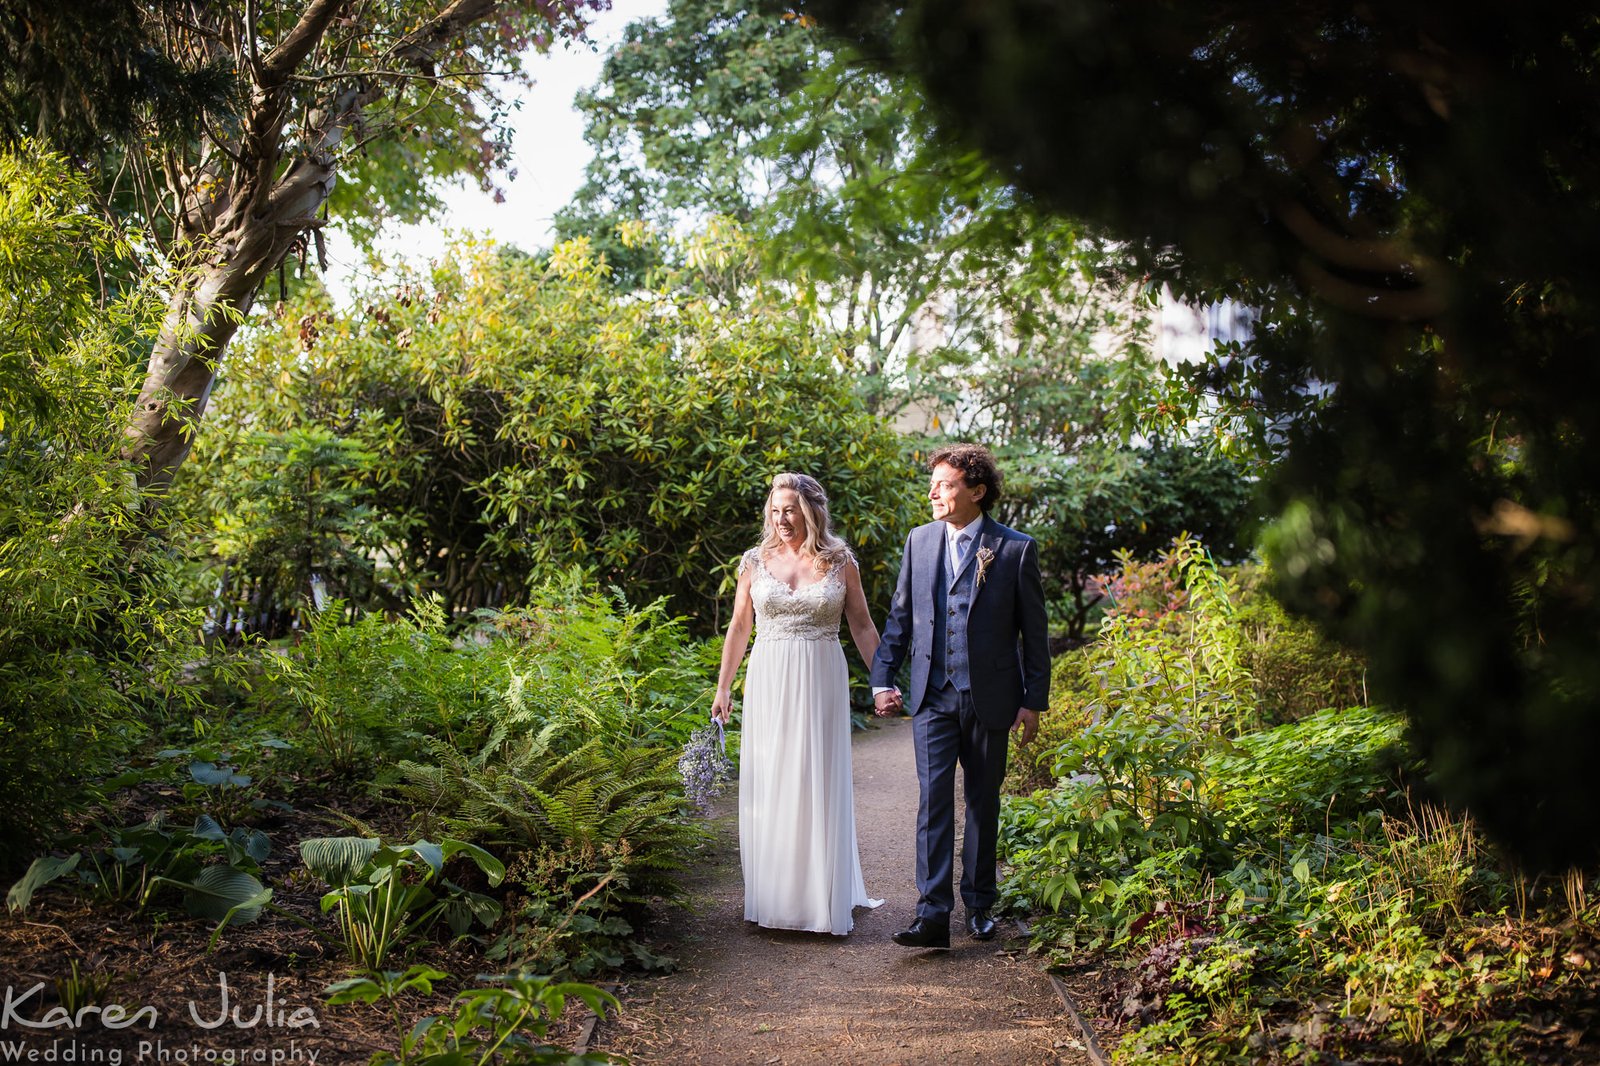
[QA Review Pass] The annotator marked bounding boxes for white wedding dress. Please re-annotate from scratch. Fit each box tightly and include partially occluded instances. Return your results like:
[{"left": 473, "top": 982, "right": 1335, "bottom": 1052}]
[{"left": 738, "top": 549, "right": 883, "bottom": 935}]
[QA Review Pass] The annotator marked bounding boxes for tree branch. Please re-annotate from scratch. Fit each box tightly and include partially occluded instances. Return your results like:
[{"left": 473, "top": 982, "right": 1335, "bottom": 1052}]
[
  {"left": 290, "top": 66, "right": 510, "bottom": 85},
  {"left": 1295, "top": 259, "right": 1450, "bottom": 322},
  {"left": 1275, "top": 200, "right": 1440, "bottom": 285},
  {"left": 261, "top": 0, "right": 351, "bottom": 88},
  {"left": 390, "top": 0, "right": 501, "bottom": 75},
  {"left": 244, "top": 0, "right": 264, "bottom": 82}
]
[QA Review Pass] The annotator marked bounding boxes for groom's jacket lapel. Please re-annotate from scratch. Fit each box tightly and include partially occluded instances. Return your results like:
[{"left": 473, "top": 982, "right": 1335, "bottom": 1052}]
[{"left": 965, "top": 524, "right": 1004, "bottom": 611}]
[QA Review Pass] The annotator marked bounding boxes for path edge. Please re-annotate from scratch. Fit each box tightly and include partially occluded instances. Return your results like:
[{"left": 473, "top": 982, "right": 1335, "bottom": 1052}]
[{"left": 1016, "top": 919, "right": 1112, "bottom": 1066}]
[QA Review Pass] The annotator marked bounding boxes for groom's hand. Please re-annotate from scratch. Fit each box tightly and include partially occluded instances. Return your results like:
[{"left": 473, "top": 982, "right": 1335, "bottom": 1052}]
[
  {"left": 1013, "top": 708, "right": 1040, "bottom": 746},
  {"left": 873, "top": 689, "right": 903, "bottom": 717}
]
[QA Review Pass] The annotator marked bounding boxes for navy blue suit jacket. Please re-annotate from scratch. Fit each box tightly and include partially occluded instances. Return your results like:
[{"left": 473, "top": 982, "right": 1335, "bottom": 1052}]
[{"left": 870, "top": 516, "right": 1051, "bottom": 730}]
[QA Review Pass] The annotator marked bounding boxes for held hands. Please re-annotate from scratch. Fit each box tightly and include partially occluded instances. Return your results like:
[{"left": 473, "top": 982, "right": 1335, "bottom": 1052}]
[
  {"left": 873, "top": 688, "right": 904, "bottom": 717},
  {"left": 1012, "top": 708, "right": 1040, "bottom": 746}
]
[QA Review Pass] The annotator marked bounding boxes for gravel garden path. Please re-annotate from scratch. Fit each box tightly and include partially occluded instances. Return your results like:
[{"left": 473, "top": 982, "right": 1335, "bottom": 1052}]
[{"left": 595, "top": 715, "right": 1092, "bottom": 1065}]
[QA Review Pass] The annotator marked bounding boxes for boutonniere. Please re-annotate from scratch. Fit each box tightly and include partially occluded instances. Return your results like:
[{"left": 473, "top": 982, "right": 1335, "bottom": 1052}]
[{"left": 973, "top": 546, "right": 996, "bottom": 590}]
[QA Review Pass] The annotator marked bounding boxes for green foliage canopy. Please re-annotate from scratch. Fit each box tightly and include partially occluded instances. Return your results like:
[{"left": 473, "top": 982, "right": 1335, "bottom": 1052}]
[
  {"left": 4, "top": 1, "right": 611, "bottom": 492},
  {"left": 0, "top": 0, "right": 233, "bottom": 162},
  {"left": 562, "top": 0, "right": 1141, "bottom": 424},
  {"left": 1002, "top": 441, "right": 1256, "bottom": 641}
]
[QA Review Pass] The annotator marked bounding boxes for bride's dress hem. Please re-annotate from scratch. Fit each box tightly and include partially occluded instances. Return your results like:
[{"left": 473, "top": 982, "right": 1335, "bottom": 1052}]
[{"left": 746, "top": 896, "right": 886, "bottom": 937}]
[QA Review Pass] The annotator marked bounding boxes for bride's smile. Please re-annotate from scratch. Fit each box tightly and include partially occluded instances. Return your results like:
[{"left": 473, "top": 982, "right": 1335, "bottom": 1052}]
[{"left": 769, "top": 488, "right": 808, "bottom": 549}]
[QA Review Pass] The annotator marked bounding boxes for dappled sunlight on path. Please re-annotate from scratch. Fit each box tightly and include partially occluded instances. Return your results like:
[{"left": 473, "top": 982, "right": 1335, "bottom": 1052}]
[{"left": 598, "top": 717, "right": 1089, "bottom": 1065}]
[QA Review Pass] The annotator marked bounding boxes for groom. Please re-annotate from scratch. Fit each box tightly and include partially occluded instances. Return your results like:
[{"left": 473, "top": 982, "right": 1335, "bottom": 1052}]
[{"left": 871, "top": 443, "right": 1050, "bottom": 949}]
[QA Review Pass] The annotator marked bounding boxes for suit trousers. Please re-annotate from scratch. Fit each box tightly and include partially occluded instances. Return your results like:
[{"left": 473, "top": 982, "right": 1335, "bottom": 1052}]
[{"left": 912, "top": 681, "right": 1011, "bottom": 922}]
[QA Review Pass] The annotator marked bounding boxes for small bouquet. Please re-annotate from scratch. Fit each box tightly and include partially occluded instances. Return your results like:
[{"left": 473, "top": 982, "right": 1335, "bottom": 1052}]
[{"left": 678, "top": 719, "right": 735, "bottom": 812}]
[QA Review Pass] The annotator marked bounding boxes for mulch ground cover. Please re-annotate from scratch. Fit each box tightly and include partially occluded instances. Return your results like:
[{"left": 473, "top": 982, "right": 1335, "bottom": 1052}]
[{"left": 0, "top": 774, "right": 593, "bottom": 1066}]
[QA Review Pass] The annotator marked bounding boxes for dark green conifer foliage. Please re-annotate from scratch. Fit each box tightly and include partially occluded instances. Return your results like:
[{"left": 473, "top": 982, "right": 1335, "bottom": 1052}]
[{"left": 805, "top": 0, "right": 1600, "bottom": 868}]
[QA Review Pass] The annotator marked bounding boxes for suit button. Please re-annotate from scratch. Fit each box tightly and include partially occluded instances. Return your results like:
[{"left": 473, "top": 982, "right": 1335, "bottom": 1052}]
[
  {"left": 947, "top": 628, "right": 956, "bottom": 638},
  {"left": 948, "top": 607, "right": 956, "bottom": 616}
]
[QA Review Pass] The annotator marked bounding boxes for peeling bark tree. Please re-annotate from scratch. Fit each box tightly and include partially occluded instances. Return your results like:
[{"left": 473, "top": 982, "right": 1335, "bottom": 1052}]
[{"left": 113, "top": 0, "right": 605, "bottom": 491}]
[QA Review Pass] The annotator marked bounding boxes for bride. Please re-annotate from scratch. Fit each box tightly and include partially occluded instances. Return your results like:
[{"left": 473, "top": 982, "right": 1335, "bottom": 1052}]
[{"left": 711, "top": 472, "right": 885, "bottom": 935}]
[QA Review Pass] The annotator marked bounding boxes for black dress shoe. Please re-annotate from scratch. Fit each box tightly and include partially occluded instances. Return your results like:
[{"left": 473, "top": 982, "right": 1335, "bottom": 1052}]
[
  {"left": 891, "top": 917, "right": 950, "bottom": 949},
  {"left": 966, "top": 909, "right": 998, "bottom": 941}
]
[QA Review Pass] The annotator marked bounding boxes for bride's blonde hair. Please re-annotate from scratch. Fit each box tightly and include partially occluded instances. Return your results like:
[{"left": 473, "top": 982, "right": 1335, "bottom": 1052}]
[{"left": 758, "top": 472, "right": 855, "bottom": 573}]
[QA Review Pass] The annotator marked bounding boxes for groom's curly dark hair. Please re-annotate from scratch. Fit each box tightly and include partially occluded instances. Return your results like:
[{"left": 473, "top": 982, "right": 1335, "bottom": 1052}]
[{"left": 929, "top": 443, "right": 1002, "bottom": 512}]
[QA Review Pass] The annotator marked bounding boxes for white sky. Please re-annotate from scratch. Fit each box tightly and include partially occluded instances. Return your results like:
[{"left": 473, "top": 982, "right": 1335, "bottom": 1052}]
[{"left": 325, "top": 0, "right": 668, "bottom": 298}]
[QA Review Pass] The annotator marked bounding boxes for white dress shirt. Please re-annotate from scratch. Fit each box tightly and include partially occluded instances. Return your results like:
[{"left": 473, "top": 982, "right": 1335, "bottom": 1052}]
[{"left": 945, "top": 516, "right": 982, "bottom": 580}]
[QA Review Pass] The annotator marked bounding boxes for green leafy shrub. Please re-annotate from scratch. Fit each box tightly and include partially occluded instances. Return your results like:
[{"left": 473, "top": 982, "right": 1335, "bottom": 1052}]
[
  {"left": 381, "top": 599, "right": 709, "bottom": 971},
  {"left": 1001, "top": 540, "right": 1249, "bottom": 946},
  {"left": 1006, "top": 651, "right": 1096, "bottom": 795},
  {"left": 325, "top": 965, "right": 621, "bottom": 1065},
  {"left": 1000, "top": 436, "right": 1258, "bottom": 642},
  {"left": 273, "top": 581, "right": 715, "bottom": 772},
  {"left": 1000, "top": 539, "right": 1396, "bottom": 949},
  {"left": 272, "top": 596, "right": 478, "bottom": 773},
  {"left": 1208, "top": 705, "right": 1407, "bottom": 842},
  {"left": 271, "top": 584, "right": 712, "bottom": 974},
  {"left": 1011, "top": 555, "right": 1373, "bottom": 801},
  {"left": 0, "top": 144, "right": 204, "bottom": 853},
  {"left": 1174, "top": 825, "right": 1531, "bottom": 1063},
  {"left": 202, "top": 427, "right": 399, "bottom": 633},
  {"left": 186, "top": 237, "right": 922, "bottom": 635},
  {"left": 1233, "top": 570, "right": 1369, "bottom": 723},
  {"left": 1004, "top": 702, "right": 1403, "bottom": 949},
  {"left": 392, "top": 731, "right": 698, "bottom": 898},
  {"left": 473, "top": 584, "right": 719, "bottom": 753},
  {"left": 489, "top": 854, "right": 675, "bottom": 978},
  {"left": 1001, "top": 743, "right": 1221, "bottom": 948},
  {"left": 1097, "top": 537, "right": 1259, "bottom": 736},
  {"left": 1002, "top": 539, "right": 1579, "bottom": 1063}
]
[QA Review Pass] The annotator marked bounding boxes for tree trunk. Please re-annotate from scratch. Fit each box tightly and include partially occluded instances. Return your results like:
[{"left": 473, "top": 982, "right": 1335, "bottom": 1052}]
[
  {"left": 123, "top": 156, "right": 341, "bottom": 489},
  {"left": 120, "top": 0, "right": 515, "bottom": 492},
  {"left": 122, "top": 0, "right": 359, "bottom": 491}
]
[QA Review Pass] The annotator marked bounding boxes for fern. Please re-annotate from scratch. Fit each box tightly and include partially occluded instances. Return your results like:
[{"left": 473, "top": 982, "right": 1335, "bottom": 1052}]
[{"left": 386, "top": 719, "right": 703, "bottom": 902}]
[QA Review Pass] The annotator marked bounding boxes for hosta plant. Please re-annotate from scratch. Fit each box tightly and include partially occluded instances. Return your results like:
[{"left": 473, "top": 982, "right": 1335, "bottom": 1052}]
[
  {"left": 301, "top": 836, "right": 506, "bottom": 971},
  {"left": 7, "top": 814, "right": 273, "bottom": 950}
]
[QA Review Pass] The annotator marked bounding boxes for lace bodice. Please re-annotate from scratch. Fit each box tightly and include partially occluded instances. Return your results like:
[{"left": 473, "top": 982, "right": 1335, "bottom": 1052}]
[{"left": 741, "top": 548, "right": 846, "bottom": 642}]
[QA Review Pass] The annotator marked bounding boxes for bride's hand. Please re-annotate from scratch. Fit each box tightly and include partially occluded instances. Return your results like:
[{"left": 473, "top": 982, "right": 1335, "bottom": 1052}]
[{"left": 711, "top": 690, "right": 733, "bottom": 724}]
